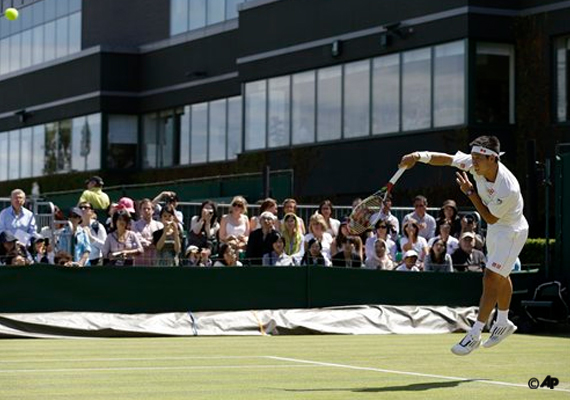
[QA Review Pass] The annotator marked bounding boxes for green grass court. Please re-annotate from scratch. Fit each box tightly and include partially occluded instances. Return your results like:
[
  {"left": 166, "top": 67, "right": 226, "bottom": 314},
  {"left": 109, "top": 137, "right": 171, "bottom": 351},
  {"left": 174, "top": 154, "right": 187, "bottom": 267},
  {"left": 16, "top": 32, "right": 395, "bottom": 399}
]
[{"left": 1, "top": 334, "right": 569, "bottom": 399}]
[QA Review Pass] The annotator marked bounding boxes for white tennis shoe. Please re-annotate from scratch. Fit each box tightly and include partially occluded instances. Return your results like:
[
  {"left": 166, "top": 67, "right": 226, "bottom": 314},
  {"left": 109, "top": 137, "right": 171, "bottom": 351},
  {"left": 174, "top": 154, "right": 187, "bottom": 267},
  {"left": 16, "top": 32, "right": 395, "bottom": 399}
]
[
  {"left": 451, "top": 333, "right": 481, "bottom": 356},
  {"left": 482, "top": 320, "right": 517, "bottom": 348}
]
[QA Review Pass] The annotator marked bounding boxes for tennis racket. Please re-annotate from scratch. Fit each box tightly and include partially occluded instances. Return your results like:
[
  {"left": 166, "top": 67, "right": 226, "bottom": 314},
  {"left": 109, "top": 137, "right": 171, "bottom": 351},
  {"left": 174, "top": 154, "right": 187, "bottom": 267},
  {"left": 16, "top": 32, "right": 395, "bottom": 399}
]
[{"left": 348, "top": 167, "right": 406, "bottom": 235}]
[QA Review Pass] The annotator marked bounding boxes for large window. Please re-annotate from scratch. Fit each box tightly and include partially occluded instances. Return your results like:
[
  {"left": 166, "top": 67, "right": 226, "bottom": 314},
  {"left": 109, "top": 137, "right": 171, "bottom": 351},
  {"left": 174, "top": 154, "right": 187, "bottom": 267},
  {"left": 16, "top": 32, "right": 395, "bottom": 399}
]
[
  {"left": 475, "top": 43, "right": 514, "bottom": 124},
  {"left": 292, "top": 71, "right": 315, "bottom": 145},
  {"left": 268, "top": 76, "right": 290, "bottom": 148},
  {"left": 142, "top": 111, "right": 178, "bottom": 168},
  {"left": 170, "top": 0, "right": 246, "bottom": 36},
  {"left": 344, "top": 60, "right": 370, "bottom": 138},
  {"left": 402, "top": 48, "right": 432, "bottom": 131},
  {"left": 372, "top": 54, "right": 400, "bottom": 134},
  {"left": 0, "top": 0, "right": 82, "bottom": 76},
  {"left": 245, "top": 80, "right": 267, "bottom": 150},
  {"left": 434, "top": 41, "right": 465, "bottom": 127},
  {"left": 317, "top": 65, "right": 342, "bottom": 142},
  {"left": 556, "top": 36, "right": 569, "bottom": 122},
  {"left": 107, "top": 115, "right": 137, "bottom": 169}
]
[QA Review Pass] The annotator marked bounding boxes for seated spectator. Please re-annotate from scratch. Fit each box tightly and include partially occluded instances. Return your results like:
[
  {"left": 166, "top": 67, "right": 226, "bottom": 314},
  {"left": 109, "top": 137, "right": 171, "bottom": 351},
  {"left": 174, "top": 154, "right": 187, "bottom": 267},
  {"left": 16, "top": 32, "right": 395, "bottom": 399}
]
[
  {"left": 399, "top": 219, "right": 429, "bottom": 263},
  {"left": 451, "top": 232, "right": 486, "bottom": 272},
  {"left": 395, "top": 250, "right": 421, "bottom": 272},
  {"left": 435, "top": 199, "right": 462, "bottom": 238},
  {"left": 317, "top": 200, "right": 341, "bottom": 237},
  {"left": 278, "top": 198, "right": 306, "bottom": 235},
  {"left": 331, "top": 236, "right": 362, "bottom": 268},
  {"left": 364, "top": 238, "right": 395, "bottom": 270},
  {"left": 102, "top": 210, "right": 143, "bottom": 266},
  {"left": 188, "top": 200, "right": 220, "bottom": 253},
  {"left": 281, "top": 213, "right": 304, "bottom": 259},
  {"left": 10, "top": 254, "right": 30, "bottom": 266},
  {"left": 54, "top": 250, "right": 73, "bottom": 266},
  {"left": 181, "top": 245, "right": 201, "bottom": 267},
  {"left": 302, "top": 214, "right": 334, "bottom": 262},
  {"left": 58, "top": 208, "right": 91, "bottom": 267},
  {"left": 0, "top": 231, "right": 29, "bottom": 266},
  {"left": 401, "top": 195, "right": 436, "bottom": 240},
  {"left": 250, "top": 198, "right": 277, "bottom": 232},
  {"left": 219, "top": 196, "right": 250, "bottom": 252},
  {"left": 213, "top": 243, "right": 243, "bottom": 267},
  {"left": 427, "top": 222, "right": 459, "bottom": 256},
  {"left": 246, "top": 211, "right": 279, "bottom": 265},
  {"left": 153, "top": 206, "right": 182, "bottom": 266},
  {"left": 424, "top": 238, "right": 453, "bottom": 272},
  {"left": 132, "top": 198, "right": 163, "bottom": 266},
  {"left": 365, "top": 220, "right": 397, "bottom": 261},
  {"left": 459, "top": 214, "right": 485, "bottom": 250},
  {"left": 300, "top": 238, "right": 328, "bottom": 266},
  {"left": 79, "top": 176, "right": 110, "bottom": 211},
  {"left": 28, "top": 233, "right": 49, "bottom": 264},
  {"left": 370, "top": 193, "right": 399, "bottom": 243},
  {"left": 262, "top": 234, "right": 295, "bottom": 266},
  {"left": 79, "top": 202, "right": 107, "bottom": 266}
]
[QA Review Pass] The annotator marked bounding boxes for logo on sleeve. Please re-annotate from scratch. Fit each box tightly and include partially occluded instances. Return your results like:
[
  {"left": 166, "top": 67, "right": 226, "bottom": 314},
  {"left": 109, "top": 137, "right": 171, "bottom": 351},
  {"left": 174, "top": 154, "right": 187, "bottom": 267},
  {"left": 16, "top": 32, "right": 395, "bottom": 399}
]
[{"left": 496, "top": 198, "right": 503, "bottom": 205}]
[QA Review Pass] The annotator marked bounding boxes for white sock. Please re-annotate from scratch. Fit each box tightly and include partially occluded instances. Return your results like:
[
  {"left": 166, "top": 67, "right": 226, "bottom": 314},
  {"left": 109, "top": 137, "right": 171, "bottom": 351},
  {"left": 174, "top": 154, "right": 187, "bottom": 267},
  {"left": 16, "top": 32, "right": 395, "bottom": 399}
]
[
  {"left": 497, "top": 309, "right": 509, "bottom": 324},
  {"left": 469, "top": 321, "right": 485, "bottom": 337}
]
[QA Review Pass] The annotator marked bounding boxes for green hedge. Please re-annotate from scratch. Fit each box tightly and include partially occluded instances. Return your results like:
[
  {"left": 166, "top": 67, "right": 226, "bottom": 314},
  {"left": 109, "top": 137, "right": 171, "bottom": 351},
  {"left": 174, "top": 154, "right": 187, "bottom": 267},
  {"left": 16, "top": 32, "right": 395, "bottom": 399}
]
[{"left": 520, "top": 238, "right": 555, "bottom": 265}]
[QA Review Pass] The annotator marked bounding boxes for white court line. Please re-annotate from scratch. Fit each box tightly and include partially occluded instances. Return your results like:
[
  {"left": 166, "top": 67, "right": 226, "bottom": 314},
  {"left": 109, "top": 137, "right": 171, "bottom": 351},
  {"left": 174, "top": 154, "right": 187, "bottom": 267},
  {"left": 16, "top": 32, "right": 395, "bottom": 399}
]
[
  {"left": 265, "top": 356, "right": 570, "bottom": 393},
  {"left": 0, "top": 364, "right": 318, "bottom": 374},
  {"left": 0, "top": 356, "right": 260, "bottom": 364}
]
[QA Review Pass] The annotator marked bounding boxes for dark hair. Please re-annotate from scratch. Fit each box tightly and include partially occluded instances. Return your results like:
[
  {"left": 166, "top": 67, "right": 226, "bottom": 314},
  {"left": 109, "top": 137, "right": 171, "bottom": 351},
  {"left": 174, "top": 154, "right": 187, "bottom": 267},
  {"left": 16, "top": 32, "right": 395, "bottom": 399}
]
[
  {"left": 318, "top": 200, "right": 334, "bottom": 214},
  {"left": 112, "top": 210, "right": 131, "bottom": 227},
  {"left": 200, "top": 200, "right": 219, "bottom": 224},
  {"left": 429, "top": 239, "right": 447, "bottom": 263},
  {"left": 160, "top": 205, "right": 176, "bottom": 218},
  {"left": 374, "top": 219, "right": 393, "bottom": 234},
  {"left": 403, "top": 219, "right": 419, "bottom": 239},
  {"left": 470, "top": 135, "right": 501, "bottom": 161},
  {"left": 307, "top": 237, "right": 322, "bottom": 251},
  {"left": 259, "top": 198, "right": 277, "bottom": 214},
  {"left": 413, "top": 195, "right": 428, "bottom": 206}
]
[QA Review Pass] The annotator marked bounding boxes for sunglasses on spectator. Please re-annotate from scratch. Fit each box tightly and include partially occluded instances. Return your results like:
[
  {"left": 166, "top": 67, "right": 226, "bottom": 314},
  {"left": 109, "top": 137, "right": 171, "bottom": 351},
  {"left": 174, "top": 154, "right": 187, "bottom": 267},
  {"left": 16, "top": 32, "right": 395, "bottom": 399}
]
[
  {"left": 232, "top": 203, "right": 244, "bottom": 208},
  {"left": 79, "top": 206, "right": 92, "bottom": 210},
  {"left": 378, "top": 225, "right": 388, "bottom": 229}
]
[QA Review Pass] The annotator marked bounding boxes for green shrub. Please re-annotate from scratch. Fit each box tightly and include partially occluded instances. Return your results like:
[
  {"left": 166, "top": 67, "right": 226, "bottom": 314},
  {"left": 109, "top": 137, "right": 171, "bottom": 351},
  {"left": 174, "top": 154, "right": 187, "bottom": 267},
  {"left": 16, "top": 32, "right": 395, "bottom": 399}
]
[{"left": 520, "top": 238, "right": 555, "bottom": 265}]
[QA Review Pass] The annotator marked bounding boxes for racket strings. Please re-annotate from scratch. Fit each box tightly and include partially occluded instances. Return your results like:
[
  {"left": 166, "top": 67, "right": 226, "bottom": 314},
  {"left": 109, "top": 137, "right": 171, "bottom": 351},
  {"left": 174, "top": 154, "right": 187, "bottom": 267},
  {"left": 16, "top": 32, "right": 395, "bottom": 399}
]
[{"left": 348, "top": 192, "right": 385, "bottom": 235}]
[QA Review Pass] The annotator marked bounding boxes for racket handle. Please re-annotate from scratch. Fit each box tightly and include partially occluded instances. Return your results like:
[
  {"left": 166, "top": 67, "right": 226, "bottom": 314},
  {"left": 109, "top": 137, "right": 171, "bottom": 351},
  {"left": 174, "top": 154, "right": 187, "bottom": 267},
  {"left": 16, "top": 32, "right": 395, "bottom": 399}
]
[{"left": 385, "top": 167, "right": 406, "bottom": 192}]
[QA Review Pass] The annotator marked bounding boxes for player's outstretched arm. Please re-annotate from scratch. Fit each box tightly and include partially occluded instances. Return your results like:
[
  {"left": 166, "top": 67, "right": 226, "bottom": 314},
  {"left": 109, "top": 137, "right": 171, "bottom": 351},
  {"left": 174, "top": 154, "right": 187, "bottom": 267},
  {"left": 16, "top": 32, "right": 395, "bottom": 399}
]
[{"left": 398, "top": 151, "right": 454, "bottom": 170}]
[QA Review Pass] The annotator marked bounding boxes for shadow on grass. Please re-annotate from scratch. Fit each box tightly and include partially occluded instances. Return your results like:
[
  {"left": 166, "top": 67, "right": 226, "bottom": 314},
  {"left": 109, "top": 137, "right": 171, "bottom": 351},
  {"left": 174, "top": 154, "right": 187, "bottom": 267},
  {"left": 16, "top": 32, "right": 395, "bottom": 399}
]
[{"left": 276, "top": 379, "right": 480, "bottom": 393}]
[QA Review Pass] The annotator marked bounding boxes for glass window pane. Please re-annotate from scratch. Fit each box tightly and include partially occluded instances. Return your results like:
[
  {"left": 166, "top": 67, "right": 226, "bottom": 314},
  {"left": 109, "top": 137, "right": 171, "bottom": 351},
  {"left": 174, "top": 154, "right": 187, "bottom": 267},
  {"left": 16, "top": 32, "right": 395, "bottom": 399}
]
[
  {"left": 402, "top": 48, "right": 431, "bottom": 131},
  {"left": 8, "top": 10, "right": 22, "bottom": 35},
  {"left": 108, "top": 114, "right": 138, "bottom": 169},
  {"left": 9, "top": 33, "right": 21, "bottom": 73},
  {"left": 21, "top": 5, "right": 33, "bottom": 30},
  {"left": 475, "top": 43, "right": 514, "bottom": 124},
  {"left": 0, "top": 18, "right": 7, "bottom": 39},
  {"left": 180, "top": 105, "right": 191, "bottom": 164},
  {"left": 44, "top": 123, "right": 57, "bottom": 175},
  {"left": 191, "top": 103, "right": 208, "bottom": 164},
  {"left": 171, "top": 0, "right": 188, "bottom": 35},
  {"left": 158, "top": 112, "right": 175, "bottom": 167},
  {"left": 32, "top": 25, "right": 44, "bottom": 64},
  {"left": 56, "top": 0, "right": 69, "bottom": 18},
  {"left": 268, "top": 76, "right": 290, "bottom": 148},
  {"left": 556, "top": 38, "right": 568, "bottom": 122},
  {"left": 21, "top": 29, "right": 32, "bottom": 68},
  {"left": 0, "top": 133, "right": 7, "bottom": 181},
  {"left": 209, "top": 99, "right": 227, "bottom": 161},
  {"left": 189, "top": 0, "right": 206, "bottom": 30},
  {"left": 143, "top": 113, "right": 158, "bottom": 168},
  {"left": 45, "top": 0, "right": 57, "bottom": 21},
  {"left": 317, "top": 65, "right": 342, "bottom": 142},
  {"left": 0, "top": 38, "right": 9, "bottom": 75},
  {"left": 86, "top": 114, "right": 101, "bottom": 171},
  {"left": 32, "top": 125, "right": 45, "bottom": 177},
  {"left": 227, "top": 96, "right": 242, "bottom": 160},
  {"left": 207, "top": 0, "right": 225, "bottom": 25},
  {"left": 68, "top": 12, "right": 81, "bottom": 53},
  {"left": 245, "top": 80, "right": 267, "bottom": 150},
  {"left": 58, "top": 119, "right": 72, "bottom": 172},
  {"left": 373, "top": 54, "right": 400, "bottom": 134},
  {"left": 344, "top": 60, "right": 371, "bottom": 138},
  {"left": 32, "top": 1, "right": 45, "bottom": 26},
  {"left": 8, "top": 130, "right": 20, "bottom": 180},
  {"left": 20, "top": 127, "right": 33, "bottom": 178},
  {"left": 226, "top": 0, "right": 242, "bottom": 19},
  {"left": 69, "top": 0, "right": 82, "bottom": 13},
  {"left": 434, "top": 41, "right": 465, "bottom": 127},
  {"left": 72, "top": 115, "right": 100, "bottom": 172},
  {"left": 44, "top": 21, "right": 56, "bottom": 62},
  {"left": 292, "top": 71, "right": 315, "bottom": 145},
  {"left": 56, "top": 16, "right": 69, "bottom": 58}
]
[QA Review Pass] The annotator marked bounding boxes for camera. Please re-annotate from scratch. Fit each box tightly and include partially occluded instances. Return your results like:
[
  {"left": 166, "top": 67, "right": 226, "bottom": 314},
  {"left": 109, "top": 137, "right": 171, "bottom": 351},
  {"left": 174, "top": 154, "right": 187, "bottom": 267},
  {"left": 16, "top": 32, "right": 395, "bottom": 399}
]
[{"left": 465, "top": 215, "right": 475, "bottom": 223}]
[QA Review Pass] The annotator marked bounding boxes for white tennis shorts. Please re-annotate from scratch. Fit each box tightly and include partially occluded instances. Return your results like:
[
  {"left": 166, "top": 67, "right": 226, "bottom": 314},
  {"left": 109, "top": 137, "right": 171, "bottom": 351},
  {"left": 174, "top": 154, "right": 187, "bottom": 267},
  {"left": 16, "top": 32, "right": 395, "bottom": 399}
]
[{"left": 485, "top": 226, "right": 529, "bottom": 277}]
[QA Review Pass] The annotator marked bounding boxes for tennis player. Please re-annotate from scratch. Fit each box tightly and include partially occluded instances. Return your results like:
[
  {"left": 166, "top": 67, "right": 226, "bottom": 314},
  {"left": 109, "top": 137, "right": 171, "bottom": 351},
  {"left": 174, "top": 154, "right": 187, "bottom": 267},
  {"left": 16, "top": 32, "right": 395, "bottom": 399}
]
[{"left": 399, "top": 135, "right": 528, "bottom": 355}]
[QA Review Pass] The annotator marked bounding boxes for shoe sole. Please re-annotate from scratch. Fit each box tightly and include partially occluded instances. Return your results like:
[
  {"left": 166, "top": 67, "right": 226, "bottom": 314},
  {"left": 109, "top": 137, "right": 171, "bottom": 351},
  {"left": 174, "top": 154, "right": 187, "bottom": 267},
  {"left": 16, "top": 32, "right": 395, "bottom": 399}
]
[
  {"left": 482, "top": 325, "right": 517, "bottom": 348},
  {"left": 451, "top": 340, "right": 481, "bottom": 356}
]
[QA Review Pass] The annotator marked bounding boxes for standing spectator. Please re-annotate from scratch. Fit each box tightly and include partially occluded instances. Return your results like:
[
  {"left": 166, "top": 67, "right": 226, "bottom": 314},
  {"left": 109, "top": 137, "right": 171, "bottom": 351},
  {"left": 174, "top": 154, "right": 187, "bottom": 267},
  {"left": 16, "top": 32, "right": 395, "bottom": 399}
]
[
  {"left": 364, "top": 220, "right": 397, "bottom": 261},
  {"left": 78, "top": 176, "right": 110, "bottom": 211},
  {"left": 331, "top": 236, "right": 362, "bottom": 268},
  {"left": 401, "top": 195, "right": 436, "bottom": 240},
  {"left": 364, "top": 238, "right": 395, "bottom": 270},
  {"left": 152, "top": 191, "right": 184, "bottom": 228},
  {"left": 250, "top": 198, "right": 278, "bottom": 232},
  {"left": 246, "top": 211, "right": 279, "bottom": 265},
  {"left": 371, "top": 193, "right": 400, "bottom": 242},
  {"left": 318, "top": 200, "right": 341, "bottom": 237},
  {"left": 219, "top": 196, "right": 250, "bottom": 252},
  {"left": 281, "top": 213, "right": 304, "bottom": 260},
  {"left": 436, "top": 199, "right": 462, "bottom": 238},
  {"left": 116, "top": 197, "right": 136, "bottom": 218},
  {"left": 132, "top": 198, "right": 163, "bottom": 266},
  {"left": 300, "top": 238, "right": 328, "bottom": 266},
  {"left": 0, "top": 189, "right": 37, "bottom": 244},
  {"left": 278, "top": 198, "right": 306, "bottom": 235},
  {"left": 153, "top": 206, "right": 182, "bottom": 266},
  {"left": 428, "top": 222, "right": 459, "bottom": 256},
  {"left": 262, "top": 235, "right": 295, "bottom": 266},
  {"left": 395, "top": 250, "right": 421, "bottom": 271},
  {"left": 400, "top": 219, "right": 429, "bottom": 263},
  {"left": 451, "top": 232, "right": 486, "bottom": 272},
  {"left": 424, "top": 238, "right": 453, "bottom": 272},
  {"left": 213, "top": 243, "right": 243, "bottom": 266},
  {"left": 188, "top": 200, "right": 220, "bottom": 252},
  {"left": 58, "top": 208, "right": 91, "bottom": 267},
  {"left": 102, "top": 210, "right": 143, "bottom": 266},
  {"left": 79, "top": 202, "right": 107, "bottom": 266}
]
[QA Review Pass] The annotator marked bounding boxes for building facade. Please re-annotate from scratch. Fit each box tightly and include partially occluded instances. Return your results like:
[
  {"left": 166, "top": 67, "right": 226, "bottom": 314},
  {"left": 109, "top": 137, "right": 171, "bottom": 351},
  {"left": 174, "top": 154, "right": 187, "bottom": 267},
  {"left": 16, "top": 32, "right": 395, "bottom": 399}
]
[{"left": 0, "top": 0, "right": 569, "bottom": 233}]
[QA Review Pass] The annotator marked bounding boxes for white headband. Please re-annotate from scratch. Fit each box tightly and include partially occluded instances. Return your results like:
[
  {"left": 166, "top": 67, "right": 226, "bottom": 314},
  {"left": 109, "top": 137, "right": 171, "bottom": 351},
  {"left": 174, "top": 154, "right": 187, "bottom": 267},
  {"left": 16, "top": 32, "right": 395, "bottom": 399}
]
[{"left": 471, "top": 145, "right": 505, "bottom": 158}]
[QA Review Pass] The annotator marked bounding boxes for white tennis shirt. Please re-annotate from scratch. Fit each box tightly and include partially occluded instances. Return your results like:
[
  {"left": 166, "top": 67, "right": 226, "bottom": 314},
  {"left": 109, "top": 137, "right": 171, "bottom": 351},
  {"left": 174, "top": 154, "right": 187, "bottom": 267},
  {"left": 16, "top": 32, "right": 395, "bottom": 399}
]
[{"left": 452, "top": 151, "right": 528, "bottom": 232}]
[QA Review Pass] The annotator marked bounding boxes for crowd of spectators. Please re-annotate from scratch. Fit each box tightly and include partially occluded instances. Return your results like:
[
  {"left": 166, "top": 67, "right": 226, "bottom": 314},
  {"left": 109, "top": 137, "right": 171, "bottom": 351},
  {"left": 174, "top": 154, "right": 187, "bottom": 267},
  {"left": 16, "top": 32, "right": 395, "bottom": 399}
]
[{"left": 0, "top": 176, "right": 518, "bottom": 273}]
